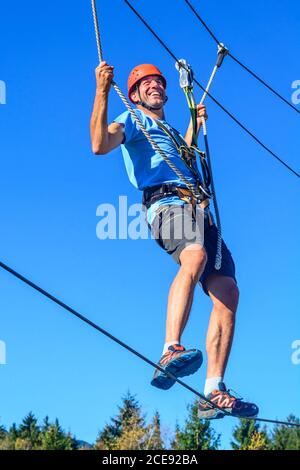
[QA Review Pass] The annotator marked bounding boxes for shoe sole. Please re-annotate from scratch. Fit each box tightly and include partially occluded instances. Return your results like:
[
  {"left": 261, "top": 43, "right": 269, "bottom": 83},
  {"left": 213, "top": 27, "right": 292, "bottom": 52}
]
[
  {"left": 198, "top": 409, "right": 225, "bottom": 420},
  {"left": 151, "top": 351, "right": 203, "bottom": 390},
  {"left": 198, "top": 407, "right": 259, "bottom": 420}
]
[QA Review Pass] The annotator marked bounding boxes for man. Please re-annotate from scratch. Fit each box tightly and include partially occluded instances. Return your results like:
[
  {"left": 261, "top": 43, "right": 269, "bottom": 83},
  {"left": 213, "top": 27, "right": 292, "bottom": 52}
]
[{"left": 90, "top": 61, "right": 259, "bottom": 419}]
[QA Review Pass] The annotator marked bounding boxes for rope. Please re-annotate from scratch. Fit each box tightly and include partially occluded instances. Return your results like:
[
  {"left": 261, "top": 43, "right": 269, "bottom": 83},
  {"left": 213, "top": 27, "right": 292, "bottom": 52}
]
[
  {"left": 177, "top": 57, "right": 222, "bottom": 270},
  {"left": 200, "top": 65, "right": 218, "bottom": 106},
  {"left": 1, "top": 259, "right": 300, "bottom": 429},
  {"left": 198, "top": 58, "right": 227, "bottom": 270},
  {"left": 90, "top": 0, "right": 201, "bottom": 200},
  {"left": 201, "top": 118, "right": 222, "bottom": 270},
  {"left": 184, "top": 0, "right": 300, "bottom": 116},
  {"left": 124, "top": 0, "right": 300, "bottom": 180}
]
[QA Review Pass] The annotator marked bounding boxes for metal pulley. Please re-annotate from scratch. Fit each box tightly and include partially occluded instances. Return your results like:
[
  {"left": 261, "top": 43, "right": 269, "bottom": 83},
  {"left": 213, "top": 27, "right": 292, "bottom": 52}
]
[
  {"left": 216, "top": 43, "right": 229, "bottom": 68},
  {"left": 175, "top": 59, "right": 194, "bottom": 90}
]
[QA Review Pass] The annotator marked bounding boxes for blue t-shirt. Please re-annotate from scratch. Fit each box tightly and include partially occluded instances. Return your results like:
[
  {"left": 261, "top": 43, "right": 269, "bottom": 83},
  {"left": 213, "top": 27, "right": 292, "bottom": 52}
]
[{"left": 114, "top": 109, "right": 197, "bottom": 224}]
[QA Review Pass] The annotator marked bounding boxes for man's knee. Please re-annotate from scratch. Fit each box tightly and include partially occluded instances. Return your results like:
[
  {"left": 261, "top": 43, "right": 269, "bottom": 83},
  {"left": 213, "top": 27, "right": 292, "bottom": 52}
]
[{"left": 179, "top": 244, "right": 207, "bottom": 283}]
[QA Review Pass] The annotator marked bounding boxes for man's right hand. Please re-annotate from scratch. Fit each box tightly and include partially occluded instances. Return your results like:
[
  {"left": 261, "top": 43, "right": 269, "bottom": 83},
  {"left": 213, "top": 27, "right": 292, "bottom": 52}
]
[{"left": 95, "top": 61, "right": 114, "bottom": 94}]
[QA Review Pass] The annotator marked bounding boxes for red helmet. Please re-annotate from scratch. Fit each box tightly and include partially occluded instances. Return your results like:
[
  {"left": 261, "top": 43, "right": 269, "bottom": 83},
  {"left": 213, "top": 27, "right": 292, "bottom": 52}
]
[{"left": 127, "top": 64, "right": 167, "bottom": 102}]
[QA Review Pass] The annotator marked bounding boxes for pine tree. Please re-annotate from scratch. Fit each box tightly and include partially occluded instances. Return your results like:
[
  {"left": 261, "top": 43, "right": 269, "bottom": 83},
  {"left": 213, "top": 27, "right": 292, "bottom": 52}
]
[
  {"left": 113, "top": 415, "right": 148, "bottom": 450},
  {"left": 0, "top": 423, "right": 6, "bottom": 440},
  {"left": 0, "top": 423, "right": 19, "bottom": 450},
  {"left": 95, "top": 391, "right": 164, "bottom": 450},
  {"left": 271, "top": 415, "right": 300, "bottom": 450},
  {"left": 231, "top": 419, "right": 270, "bottom": 450},
  {"left": 171, "top": 399, "right": 220, "bottom": 450},
  {"left": 114, "top": 391, "right": 145, "bottom": 431},
  {"left": 247, "top": 431, "right": 270, "bottom": 450},
  {"left": 18, "top": 412, "right": 41, "bottom": 449},
  {"left": 42, "top": 416, "right": 51, "bottom": 433},
  {"left": 9, "top": 423, "right": 19, "bottom": 440},
  {"left": 145, "top": 411, "right": 164, "bottom": 450},
  {"left": 95, "top": 391, "right": 146, "bottom": 450},
  {"left": 40, "top": 418, "right": 74, "bottom": 450}
]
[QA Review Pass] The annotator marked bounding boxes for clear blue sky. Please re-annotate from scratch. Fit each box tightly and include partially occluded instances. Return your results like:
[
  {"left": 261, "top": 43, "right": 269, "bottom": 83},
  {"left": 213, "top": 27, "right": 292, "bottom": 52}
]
[{"left": 1, "top": 0, "right": 299, "bottom": 449}]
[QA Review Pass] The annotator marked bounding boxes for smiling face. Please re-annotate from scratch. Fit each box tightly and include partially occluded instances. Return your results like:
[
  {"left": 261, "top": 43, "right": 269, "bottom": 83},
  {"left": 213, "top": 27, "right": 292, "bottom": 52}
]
[{"left": 130, "top": 74, "right": 166, "bottom": 109}]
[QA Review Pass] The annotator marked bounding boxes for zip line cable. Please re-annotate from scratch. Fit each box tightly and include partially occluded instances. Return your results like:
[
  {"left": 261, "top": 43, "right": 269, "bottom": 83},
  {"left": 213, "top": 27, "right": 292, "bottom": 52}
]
[
  {"left": 184, "top": 0, "right": 300, "bottom": 116},
  {"left": 1, "top": 259, "right": 300, "bottom": 429},
  {"left": 124, "top": 0, "right": 300, "bottom": 180}
]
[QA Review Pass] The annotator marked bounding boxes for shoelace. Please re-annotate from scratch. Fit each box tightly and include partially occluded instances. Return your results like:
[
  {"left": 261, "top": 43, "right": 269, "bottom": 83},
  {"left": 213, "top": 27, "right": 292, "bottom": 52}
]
[{"left": 227, "top": 388, "right": 244, "bottom": 401}]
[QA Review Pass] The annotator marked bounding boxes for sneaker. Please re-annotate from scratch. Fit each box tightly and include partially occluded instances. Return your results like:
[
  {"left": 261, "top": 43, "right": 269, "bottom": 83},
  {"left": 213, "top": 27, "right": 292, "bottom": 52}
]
[
  {"left": 198, "top": 382, "right": 259, "bottom": 420},
  {"left": 151, "top": 344, "right": 203, "bottom": 390}
]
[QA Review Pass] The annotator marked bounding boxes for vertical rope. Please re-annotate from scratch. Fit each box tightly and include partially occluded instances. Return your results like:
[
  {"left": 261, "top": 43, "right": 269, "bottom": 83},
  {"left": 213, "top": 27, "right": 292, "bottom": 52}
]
[
  {"left": 91, "top": 0, "right": 104, "bottom": 63},
  {"left": 201, "top": 117, "right": 222, "bottom": 270}
]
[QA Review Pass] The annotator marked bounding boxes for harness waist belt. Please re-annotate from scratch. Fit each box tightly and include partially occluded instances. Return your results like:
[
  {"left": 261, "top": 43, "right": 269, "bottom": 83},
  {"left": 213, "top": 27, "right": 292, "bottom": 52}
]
[{"left": 142, "top": 183, "right": 210, "bottom": 212}]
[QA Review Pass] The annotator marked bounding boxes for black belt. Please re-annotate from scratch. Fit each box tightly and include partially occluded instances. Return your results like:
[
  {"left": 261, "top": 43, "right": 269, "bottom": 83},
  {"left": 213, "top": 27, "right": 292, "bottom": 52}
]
[
  {"left": 142, "top": 183, "right": 207, "bottom": 210},
  {"left": 142, "top": 184, "right": 180, "bottom": 209}
]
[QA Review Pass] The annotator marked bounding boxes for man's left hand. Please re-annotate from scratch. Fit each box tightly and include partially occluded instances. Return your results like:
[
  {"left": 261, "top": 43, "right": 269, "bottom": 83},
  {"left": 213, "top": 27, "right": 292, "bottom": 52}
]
[{"left": 197, "top": 104, "right": 208, "bottom": 121}]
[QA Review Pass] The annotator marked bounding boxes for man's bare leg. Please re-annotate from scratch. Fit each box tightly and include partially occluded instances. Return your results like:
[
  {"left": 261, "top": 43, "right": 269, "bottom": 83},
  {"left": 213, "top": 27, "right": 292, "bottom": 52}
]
[
  {"left": 151, "top": 244, "right": 207, "bottom": 390},
  {"left": 205, "top": 274, "right": 239, "bottom": 380},
  {"left": 198, "top": 275, "right": 259, "bottom": 419},
  {"left": 165, "top": 244, "right": 207, "bottom": 344}
]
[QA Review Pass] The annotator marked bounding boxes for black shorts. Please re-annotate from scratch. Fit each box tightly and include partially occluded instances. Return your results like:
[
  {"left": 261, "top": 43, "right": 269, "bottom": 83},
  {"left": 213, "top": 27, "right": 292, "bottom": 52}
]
[{"left": 149, "top": 204, "right": 237, "bottom": 296}]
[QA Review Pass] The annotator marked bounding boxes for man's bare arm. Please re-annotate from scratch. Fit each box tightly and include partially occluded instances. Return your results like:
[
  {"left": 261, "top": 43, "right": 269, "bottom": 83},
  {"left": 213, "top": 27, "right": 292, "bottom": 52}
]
[{"left": 90, "top": 62, "right": 124, "bottom": 155}]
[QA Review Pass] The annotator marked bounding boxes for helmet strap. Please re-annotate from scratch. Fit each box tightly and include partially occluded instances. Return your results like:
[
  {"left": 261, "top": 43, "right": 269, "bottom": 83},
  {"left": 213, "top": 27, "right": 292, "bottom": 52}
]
[{"left": 136, "top": 86, "right": 168, "bottom": 111}]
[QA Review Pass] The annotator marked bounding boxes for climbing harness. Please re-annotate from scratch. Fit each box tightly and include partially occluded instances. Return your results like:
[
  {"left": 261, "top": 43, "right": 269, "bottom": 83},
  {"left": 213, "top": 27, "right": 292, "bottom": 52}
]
[{"left": 155, "top": 120, "right": 211, "bottom": 196}]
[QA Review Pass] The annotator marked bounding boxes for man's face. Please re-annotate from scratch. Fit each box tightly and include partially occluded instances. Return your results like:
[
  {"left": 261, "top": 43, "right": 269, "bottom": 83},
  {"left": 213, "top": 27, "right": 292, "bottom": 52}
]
[{"left": 131, "top": 74, "right": 166, "bottom": 108}]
